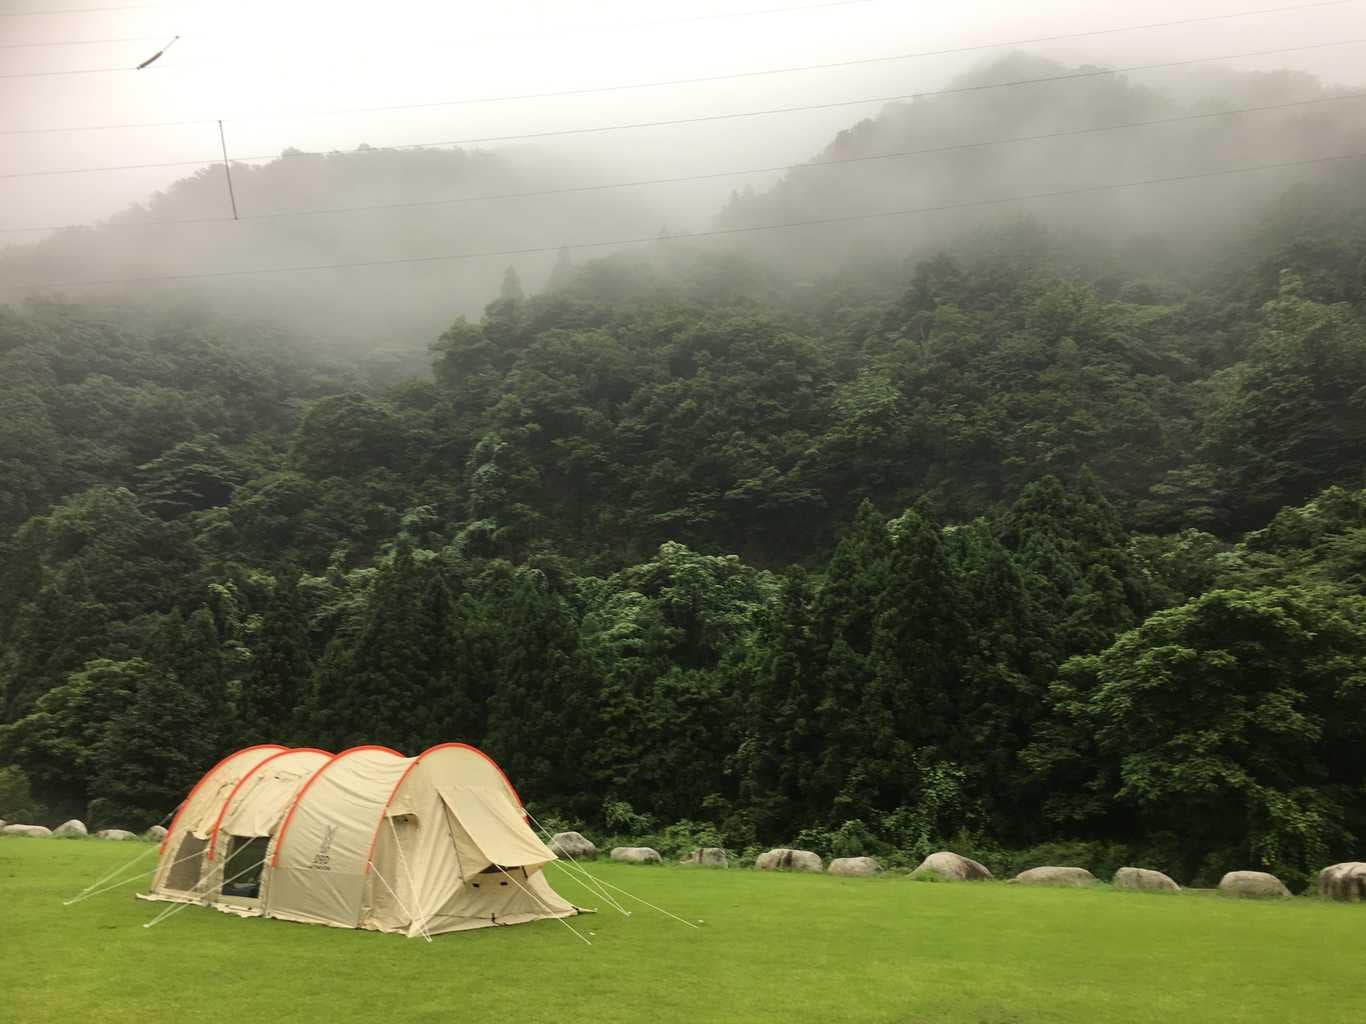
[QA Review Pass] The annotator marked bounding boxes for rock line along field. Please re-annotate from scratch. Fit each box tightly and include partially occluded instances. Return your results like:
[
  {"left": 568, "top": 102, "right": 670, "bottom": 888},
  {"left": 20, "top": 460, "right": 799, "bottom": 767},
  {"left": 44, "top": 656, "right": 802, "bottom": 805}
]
[{"left": 3, "top": 838, "right": 1361, "bottom": 1024}]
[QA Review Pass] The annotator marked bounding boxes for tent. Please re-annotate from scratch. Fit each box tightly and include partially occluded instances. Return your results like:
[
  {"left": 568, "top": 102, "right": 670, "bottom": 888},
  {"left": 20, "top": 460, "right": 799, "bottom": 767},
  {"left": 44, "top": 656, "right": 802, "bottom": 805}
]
[{"left": 141, "top": 743, "right": 581, "bottom": 937}]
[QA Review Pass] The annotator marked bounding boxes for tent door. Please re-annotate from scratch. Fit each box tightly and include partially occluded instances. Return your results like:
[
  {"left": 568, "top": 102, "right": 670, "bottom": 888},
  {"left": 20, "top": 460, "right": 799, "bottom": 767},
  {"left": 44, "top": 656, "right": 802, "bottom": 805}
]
[
  {"left": 370, "top": 813, "right": 420, "bottom": 926},
  {"left": 219, "top": 835, "right": 269, "bottom": 907}
]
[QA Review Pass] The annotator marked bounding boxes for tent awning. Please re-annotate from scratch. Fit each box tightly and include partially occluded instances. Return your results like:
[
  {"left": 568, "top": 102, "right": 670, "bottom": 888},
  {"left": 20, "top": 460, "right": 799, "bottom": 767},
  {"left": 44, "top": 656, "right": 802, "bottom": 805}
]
[{"left": 437, "top": 785, "right": 555, "bottom": 868}]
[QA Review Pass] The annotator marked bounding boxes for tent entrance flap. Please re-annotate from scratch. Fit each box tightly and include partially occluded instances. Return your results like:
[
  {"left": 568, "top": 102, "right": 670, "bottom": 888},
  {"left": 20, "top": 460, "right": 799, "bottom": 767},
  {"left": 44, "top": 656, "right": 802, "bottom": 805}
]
[{"left": 437, "top": 786, "right": 555, "bottom": 868}]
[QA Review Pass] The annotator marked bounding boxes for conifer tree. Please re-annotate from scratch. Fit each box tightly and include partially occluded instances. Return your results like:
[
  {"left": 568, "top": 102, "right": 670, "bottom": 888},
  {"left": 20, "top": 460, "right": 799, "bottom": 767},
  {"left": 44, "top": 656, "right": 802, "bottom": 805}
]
[
  {"left": 483, "top": 571, "right": 593, "bottom": 804},
  {"left": 90, "top": 658, "right": 214, "bottom": 828},
  {"left": 312, "top": 543, "right": 431, "bottom": 751},
  {"left": 861, "top": 508, "right": 965, "bottom": 814},
  {"left": 949, "top": 521, "right": 1049, "bottom": 835},
  {"left": 179, "top": 606, "right": 232, "bottom": 754},
  {"left": 739, "top": 571, "right": 817, "bottom": 835},
  {"left": 240, "top": 575, "right": 313, "bottom": 746},
  {"left": 498, "top": 266, "right": 525, "bottom": 303},
  {"left": 806, "top": 500, "right": 893, "bottom": 817}
]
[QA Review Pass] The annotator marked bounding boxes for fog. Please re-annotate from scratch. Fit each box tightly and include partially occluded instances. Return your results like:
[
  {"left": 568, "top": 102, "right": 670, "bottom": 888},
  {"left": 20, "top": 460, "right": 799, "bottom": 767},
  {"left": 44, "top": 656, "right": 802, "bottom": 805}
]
[{"left": 2, "top": 0, "right": 1364, "bottom": 351}]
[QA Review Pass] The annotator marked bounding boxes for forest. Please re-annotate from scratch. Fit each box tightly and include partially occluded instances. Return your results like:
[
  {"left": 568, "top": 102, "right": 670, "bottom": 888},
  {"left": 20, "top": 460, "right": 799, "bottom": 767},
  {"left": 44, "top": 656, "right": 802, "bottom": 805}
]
[{"left": 2, "top": 55, "right": 1365, "bottom": 891}]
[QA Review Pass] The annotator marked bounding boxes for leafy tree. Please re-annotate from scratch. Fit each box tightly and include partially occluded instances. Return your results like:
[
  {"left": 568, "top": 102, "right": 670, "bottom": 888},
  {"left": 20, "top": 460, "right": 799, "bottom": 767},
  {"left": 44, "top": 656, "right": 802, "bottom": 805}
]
[{"left": 1039, "top": 587, "right": 1366, "bottom": 885}]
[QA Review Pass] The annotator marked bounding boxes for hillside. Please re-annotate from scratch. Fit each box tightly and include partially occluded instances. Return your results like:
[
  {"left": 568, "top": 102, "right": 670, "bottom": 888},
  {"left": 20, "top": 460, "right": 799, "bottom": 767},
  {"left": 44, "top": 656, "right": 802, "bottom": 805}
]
[
  {"left": 1, "top": 53, "right": 1365, "bottom": 890},
  {"left": 717, "top": 54, "right": 1366, "bottom": 275},
  {"left": 0, "top": 145, "right": 667, "bottom": 355}
]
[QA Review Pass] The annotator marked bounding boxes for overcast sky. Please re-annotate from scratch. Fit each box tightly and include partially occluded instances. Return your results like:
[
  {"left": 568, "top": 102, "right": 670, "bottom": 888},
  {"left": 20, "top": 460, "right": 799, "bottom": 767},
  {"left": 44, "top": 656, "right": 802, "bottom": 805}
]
[{"left": 2, "top": 0, "right": 1364, "bottom": 241}]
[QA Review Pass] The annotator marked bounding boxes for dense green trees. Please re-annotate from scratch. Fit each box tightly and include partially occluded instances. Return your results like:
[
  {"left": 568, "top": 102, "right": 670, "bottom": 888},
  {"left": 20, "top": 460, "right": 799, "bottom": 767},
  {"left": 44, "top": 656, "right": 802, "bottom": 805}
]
[
  {"left": 1, "top": 198, "right": 1364, "bottom": 885},
  {"left": 1036, "top": 586, "right": 1366, "bottom": 886}
]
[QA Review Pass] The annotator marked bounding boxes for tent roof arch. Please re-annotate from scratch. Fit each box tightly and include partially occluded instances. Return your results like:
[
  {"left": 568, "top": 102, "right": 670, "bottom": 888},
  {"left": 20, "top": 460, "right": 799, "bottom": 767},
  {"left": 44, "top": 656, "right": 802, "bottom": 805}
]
[
  {"left": 270, "top": 745, "right": 404, "bottom": 867},
  {"left": 159, "top": 744, "right": 285, "bottom": 855},
  {"left": 361, "top": 742, "right": 524, "bottom": 875},
  {"left": 206, "top": 747, "right": 333, "bottom": 861}
]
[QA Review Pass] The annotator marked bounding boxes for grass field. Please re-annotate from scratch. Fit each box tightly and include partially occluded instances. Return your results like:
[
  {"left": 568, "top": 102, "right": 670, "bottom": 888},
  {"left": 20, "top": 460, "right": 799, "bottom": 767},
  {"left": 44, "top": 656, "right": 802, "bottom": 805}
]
[{"left": 3, "top": 837, "right": 1361, "bottom": 1024}]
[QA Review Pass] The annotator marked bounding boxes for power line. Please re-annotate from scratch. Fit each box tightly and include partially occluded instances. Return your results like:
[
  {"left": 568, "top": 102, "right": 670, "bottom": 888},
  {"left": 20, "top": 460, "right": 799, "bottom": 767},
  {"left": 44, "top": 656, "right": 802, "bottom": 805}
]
[
  {"left": 5, "top": 38, "right": 1363, "bottom": 180},
  {"left": 0, "top": 1, "right": 881, "bottom": 71},
  {"left": 21, "top": 150, "right": 1365, "bottom": 289},
  {"left": 1, "top": 0, "right": 1354, "bottom": 129},
  {"left": 0, "top": 36, "right": 159, "bottom": 48},
  {"left": 0, "top": 4, "right": 158, "bottom": 14},
  {"left": 0, "top": 1, "right": 879, "bottom": 60},
  {"left": 5, "top": 91, "right": 1363, "bottom": 235}
]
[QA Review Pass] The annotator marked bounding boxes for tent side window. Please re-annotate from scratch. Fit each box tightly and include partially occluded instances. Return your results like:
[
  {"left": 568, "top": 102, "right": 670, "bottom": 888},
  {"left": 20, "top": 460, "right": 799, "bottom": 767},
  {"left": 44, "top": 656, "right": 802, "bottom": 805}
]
[{"left": 165, "top": 834, "right": 209, "bottom": 893}]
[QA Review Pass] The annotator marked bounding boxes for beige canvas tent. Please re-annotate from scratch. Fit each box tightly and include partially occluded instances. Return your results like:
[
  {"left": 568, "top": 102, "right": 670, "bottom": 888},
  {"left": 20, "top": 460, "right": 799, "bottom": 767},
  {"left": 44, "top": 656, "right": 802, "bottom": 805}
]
[{"left": 142, "top": 743, "right": 581, "bottom": 937}]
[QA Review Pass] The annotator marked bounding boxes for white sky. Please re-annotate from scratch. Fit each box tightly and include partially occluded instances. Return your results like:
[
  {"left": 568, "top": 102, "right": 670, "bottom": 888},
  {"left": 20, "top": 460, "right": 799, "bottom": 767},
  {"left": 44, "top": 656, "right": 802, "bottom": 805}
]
[{"left": 2, "top": 0, "right": 1364, "bottom": 238}]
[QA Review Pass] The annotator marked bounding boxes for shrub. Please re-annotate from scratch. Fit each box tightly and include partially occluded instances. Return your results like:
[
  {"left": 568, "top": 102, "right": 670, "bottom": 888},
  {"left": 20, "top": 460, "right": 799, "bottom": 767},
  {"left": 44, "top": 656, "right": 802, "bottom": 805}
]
[
  {"left": 654, "top": 820, "right": 724, "bottom": 859},
  {"left": 0, "top": 766, "right": 43, "bottom": 824},
  {"left": 603, "top": 799, "right": 654, "bottom": 835},
  {"left": 999, "top": 840, "right": 1133, "bottom": 881}
]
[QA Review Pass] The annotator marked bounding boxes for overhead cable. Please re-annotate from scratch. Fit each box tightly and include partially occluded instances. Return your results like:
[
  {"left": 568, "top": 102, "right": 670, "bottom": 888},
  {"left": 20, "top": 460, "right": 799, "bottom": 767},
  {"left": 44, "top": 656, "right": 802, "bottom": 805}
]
[
  {"left": 25, "top": 150, "right": 1365, "bottom": 289},
  {"left": 4, "top": 37, "right": 1362, "bottom": 179},
  {"left": 4, "top": 90, "right": 1362, "bottom": 235},
  {"left": 0, "top": 0, "right": 1354, "bottom": 128}
]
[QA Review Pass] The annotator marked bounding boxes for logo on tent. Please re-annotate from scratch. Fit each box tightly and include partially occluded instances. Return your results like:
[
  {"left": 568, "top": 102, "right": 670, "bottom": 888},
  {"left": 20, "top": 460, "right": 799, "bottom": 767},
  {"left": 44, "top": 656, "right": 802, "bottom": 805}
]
[{"left": 311, "top": 825, "right": 337, "bottom": 871}]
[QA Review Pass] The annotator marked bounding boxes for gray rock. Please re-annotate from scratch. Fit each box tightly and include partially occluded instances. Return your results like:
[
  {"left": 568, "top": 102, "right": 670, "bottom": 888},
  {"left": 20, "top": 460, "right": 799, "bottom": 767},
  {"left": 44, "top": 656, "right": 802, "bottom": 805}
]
[
  {"left": 755, "top": 848, "right": 823, "bottom": 872},
  {"left": 828, "top": 856, "right": 881, "bottom": 877},
  {"left": 2, "top": 824, "right": 52, "bottom": 837},
  {"left": 52, "top": 819, "right": 88, "bottom": 838},
  {"left": 1218, "top": 870, "right": 1291, "bottom": 899},
  {"left": 1318, "top": 862, "right": 1366, "bottom": 902},
  {"left": 95, "top": 828, "right": 138, "bottom": 841},
  {"left": 911, "top": 851, "right": 993, "bottom": 882},
  {"left": 1113, "top": 866, "right": 1180, "bottom": 892},
  {"left": 1011, "top": 866, "right": 1099, "bottom": 887},
  {"left": 681, "top": 847, "right": 727, "bottom": 867},
  {"left": 549, "top": 831, "right": 597, "bottom": 860},
  {"left": 609, "top": 846, "right": 661, "bottom": 864},
  {"left": 144, "top": 825, "right": 168, "bottom": 842}
]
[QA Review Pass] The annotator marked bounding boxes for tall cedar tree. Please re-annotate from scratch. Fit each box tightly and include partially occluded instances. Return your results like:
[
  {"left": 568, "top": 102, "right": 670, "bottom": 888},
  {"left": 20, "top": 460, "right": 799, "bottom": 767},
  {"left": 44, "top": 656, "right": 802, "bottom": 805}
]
[
  {"left": 482, "top": 572, "right": 593, "bottom": 808},
  {"left": 239, "top": 575, "right": 313, "bottom": 747},
  {"left": 91, "top": 658, "right": 215, "bottom": 828},
  {"left": 310, "top": 543, "right": 456, "bottom": 753},
  {"left": 860, "top": 509, "right": 965, "bottom": 816},
  {"left": 948, "top": 521, "right": 1049, "bottom": 837},
  {"left": 739, "top": 570, "right": 818, "bottom": 836},
  {"left": 806, "top": 500, "right": 893, "bottom": 820}
]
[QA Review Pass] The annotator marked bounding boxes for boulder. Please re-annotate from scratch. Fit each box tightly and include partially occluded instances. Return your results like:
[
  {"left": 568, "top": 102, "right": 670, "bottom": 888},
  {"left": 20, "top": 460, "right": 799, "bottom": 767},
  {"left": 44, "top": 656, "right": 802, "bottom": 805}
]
[
  {"left": 2, "top": 824, "right": 52, "bottom": 838},
  {"left": 144, "top": 825, "right": 168, "bottom": 842},
  {"left": 828, "top": 856, "right": 881, "bottom": 877},
  {"left": 95, "top": 828, "right": 138, "bottom": 841},
  {"left": 52, "top": 819, "right": 88, "bottom": 838},
  {"left": 1113, "top": 866, "right": 1180, "bottom": 892},
  {"left": 681, "top": 847, "right": 727, "bottom": 867},
  {"left": 1218, "top": 870, "right": 1291, "bottom": 899},
  {"left": 911, "top": 851, "right": 993, "bottom": 882},
  {"left": 609, "top": 846, "right": 661, "bottom": 864},
  {"left": 549, "top": 831, "right": 597, "bottom": 860},
  {"left": 1011, "top": 866, "right": 1098, "bottom": 887},
  {"left": 1318, "top": 862, "right": 1366, "bottom": 902},
  {"left": 755, "top": 848, "right": 823, "bottom": 873}
]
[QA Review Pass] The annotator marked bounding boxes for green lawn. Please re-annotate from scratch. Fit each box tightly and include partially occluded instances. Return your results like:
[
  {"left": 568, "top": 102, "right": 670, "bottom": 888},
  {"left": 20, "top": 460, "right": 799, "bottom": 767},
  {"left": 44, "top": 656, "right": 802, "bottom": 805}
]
[{"left": 3, "top": 837, "right": 1360, "bottom": 1023}]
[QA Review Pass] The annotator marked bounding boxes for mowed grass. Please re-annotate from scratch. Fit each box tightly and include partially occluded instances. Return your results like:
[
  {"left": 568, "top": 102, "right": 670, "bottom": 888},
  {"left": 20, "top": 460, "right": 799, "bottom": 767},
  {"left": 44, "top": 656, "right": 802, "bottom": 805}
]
[{"left": 3, "top": 838, "right": 1362, "bottom": 1024}]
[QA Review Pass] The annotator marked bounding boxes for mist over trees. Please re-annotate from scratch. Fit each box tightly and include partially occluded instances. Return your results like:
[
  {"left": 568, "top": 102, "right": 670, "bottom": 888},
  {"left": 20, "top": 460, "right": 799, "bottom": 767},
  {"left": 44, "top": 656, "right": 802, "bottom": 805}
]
[{"left": 1, "top": 53, "right": 1365, "bottom": 887}]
